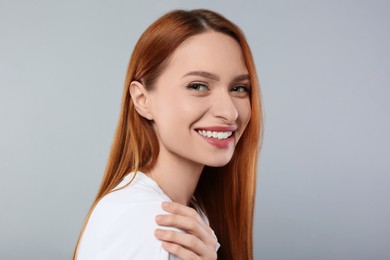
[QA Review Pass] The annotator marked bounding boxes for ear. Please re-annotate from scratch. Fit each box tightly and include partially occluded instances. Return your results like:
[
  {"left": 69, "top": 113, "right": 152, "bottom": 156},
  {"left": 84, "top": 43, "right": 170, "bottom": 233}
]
[{"left": 129, "top": 81, "right": 153, "bottom": 120}]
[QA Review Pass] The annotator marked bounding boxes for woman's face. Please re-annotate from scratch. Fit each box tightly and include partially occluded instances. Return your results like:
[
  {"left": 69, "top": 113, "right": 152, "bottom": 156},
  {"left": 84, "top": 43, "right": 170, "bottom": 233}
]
[{"left": 147, "top": 31, "right": 251, "bottom": 167}]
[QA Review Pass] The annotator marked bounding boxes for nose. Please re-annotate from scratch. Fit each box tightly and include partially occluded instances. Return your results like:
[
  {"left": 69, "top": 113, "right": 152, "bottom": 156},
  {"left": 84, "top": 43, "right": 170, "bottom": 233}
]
[{"left": 211, "top": 91, "right": 239, "bottom": 123}]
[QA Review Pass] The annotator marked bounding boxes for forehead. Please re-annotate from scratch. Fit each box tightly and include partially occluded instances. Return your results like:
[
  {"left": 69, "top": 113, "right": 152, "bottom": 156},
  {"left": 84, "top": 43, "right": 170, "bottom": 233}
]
[{"left": 163, "top": 31, "right": 248, "bottom": 78}]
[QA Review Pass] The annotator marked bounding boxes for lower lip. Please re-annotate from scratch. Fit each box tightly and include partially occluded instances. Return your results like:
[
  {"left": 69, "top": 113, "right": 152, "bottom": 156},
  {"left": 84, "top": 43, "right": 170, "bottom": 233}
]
[{"left": 197, "top": 132, "right": 234, "bottom": 149}]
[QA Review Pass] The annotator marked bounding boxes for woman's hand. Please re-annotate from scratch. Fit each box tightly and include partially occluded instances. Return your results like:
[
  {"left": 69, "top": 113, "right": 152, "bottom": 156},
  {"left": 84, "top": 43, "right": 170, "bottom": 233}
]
[{"left": 154, "top": 201, "right": 218, "bottom": 260}]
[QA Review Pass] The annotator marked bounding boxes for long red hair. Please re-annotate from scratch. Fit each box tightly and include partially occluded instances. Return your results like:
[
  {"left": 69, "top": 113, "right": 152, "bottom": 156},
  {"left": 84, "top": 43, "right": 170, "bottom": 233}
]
[{"left": 74, "top": 9, "right": 263, "bottom": 260}]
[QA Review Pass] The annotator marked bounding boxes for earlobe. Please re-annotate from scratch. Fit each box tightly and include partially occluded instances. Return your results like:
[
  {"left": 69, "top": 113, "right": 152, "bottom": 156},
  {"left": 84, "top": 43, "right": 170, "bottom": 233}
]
[{"left": 129, "top": 81, "right": 153, "bottom": 120}]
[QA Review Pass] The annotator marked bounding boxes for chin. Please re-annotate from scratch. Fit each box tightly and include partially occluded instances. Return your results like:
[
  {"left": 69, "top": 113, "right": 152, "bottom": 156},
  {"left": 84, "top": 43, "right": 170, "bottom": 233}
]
[{"left": 203, "top": 156, "right": 233, "bottom": 167}]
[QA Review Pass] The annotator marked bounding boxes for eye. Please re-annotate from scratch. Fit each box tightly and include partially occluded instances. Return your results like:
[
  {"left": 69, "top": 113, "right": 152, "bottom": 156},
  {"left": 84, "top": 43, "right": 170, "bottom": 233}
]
[
  {"left": 231, "top": 85, "right": 250, "bottom": 94},
  {"left": 186, "top": 83, "right": 209, "bottom": 92}
]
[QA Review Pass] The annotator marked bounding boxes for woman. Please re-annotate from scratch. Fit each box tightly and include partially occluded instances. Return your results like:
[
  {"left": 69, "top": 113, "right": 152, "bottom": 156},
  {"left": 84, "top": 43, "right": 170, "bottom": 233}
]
[{"left": 74, "top": 9, "right": 263, "bottom": 260}]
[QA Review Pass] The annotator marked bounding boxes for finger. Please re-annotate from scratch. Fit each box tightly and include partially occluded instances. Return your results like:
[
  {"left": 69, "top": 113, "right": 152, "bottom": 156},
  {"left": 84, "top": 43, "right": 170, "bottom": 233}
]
[
  {"left": 155, "top": 214, "right": 218, "bottom": 249},
  {"left": 161, "top": 202, "right": 212, "bottom": 234},
  {"left": 162, "top": 201, "right": 204, "bottom": 223},
  {"left": 161, "top": 241, "right": 200, "bottom": 260},
  {"left": 155, "top": 229, "right": 208, "bottom": 256}
]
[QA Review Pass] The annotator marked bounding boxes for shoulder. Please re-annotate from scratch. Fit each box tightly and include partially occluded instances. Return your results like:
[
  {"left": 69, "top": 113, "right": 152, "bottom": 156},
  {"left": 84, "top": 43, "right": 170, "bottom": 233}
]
[
  {"left": 77, "top": 172, "right": 178, "bottom": 260},
  {"left": 84, "top": 172, "right": 170, "bottom": 237}
]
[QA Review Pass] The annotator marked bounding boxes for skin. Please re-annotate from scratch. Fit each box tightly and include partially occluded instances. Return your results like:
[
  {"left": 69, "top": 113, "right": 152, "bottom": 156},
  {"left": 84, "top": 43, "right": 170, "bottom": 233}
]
[{"left": 130, "top": 31, "right": 251, "bottom": 259}]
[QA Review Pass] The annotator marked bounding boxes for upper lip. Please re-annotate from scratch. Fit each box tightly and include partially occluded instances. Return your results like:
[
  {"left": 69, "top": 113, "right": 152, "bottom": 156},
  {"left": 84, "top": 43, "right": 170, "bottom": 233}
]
[{"left": 195, "top": 126, "right": 238, "bottom": 132}]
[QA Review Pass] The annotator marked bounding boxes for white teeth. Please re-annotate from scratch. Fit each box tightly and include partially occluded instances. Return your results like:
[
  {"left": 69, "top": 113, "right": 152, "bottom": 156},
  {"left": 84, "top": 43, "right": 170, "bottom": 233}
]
[{"left": 197, "top": 130, "right": 233, "bottom": 140}]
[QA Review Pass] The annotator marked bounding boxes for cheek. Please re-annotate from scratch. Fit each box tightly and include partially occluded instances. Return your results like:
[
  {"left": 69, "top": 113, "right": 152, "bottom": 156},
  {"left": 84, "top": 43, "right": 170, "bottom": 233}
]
[
  {"left": 151, "top": 93, "right": 203, "bottom": 132},
  {"left": 151, "top": 92, "right": 179, "bottom": 119},
  {"left": 234, "top": 101, "right": 251, "bottom": 144},
  {"left": 238, "top": 99, "right": 252, "bottom": 127}
]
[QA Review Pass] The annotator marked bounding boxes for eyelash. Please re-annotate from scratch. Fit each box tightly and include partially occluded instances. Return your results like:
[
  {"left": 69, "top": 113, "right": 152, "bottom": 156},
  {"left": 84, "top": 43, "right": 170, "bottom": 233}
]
[
  {"left": 231, "top": 85, "right": 250, "bottom": 93},
  {"left": 186, "top": 83, "right": 209, "bottom": 91},
  {"left": 186, "top": 82, "right": 251, "bottom": 94}
]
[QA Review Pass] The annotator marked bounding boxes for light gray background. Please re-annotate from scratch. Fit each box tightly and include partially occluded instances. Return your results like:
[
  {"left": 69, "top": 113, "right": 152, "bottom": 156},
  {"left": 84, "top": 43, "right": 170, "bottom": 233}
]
[{"left": 0, "top": 0, "right": 389, "bottom": 259}]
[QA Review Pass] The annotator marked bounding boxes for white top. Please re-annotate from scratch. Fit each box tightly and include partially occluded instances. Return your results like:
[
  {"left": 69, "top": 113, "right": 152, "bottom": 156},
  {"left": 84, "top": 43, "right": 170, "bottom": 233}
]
[{"left": 77, "top": 171, "right": 219, "bottom": 259}]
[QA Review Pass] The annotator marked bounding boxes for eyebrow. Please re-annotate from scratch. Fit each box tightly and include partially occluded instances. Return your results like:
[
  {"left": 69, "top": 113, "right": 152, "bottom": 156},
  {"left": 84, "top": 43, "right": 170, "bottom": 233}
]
[{"left": 182, "top": 70, "right": 250, "bottom": 82}]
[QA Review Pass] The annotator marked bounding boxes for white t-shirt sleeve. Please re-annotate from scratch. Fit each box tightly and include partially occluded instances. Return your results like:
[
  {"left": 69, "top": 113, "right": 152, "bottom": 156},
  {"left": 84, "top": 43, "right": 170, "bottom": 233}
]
[{"left": 77, "top": 200, "right": 180, "bottom": 260}]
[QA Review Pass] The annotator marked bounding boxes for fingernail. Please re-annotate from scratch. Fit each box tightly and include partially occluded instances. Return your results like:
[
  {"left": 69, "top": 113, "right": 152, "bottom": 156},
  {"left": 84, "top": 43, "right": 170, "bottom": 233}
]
[
  {"left": 161, "top": 201, "right": 171, "bottom": 208},
  {"left": 155, "top": 215, "right": 164, "bottom": 222},
  {"left": 162, "top": 241, "right": 171, "bottom": 249},
  {"left": 155, "top": 229, "right": 163, "bottom": 236}
]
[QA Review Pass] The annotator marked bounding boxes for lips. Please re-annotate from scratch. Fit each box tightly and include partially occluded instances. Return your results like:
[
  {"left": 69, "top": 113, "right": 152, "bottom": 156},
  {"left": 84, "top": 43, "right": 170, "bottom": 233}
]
[
  {"left": 195, "top": 126, "right": 237, "bottom": 148},
  {"left": 197, "top": 130, "right": 233, "bottom": 140}
]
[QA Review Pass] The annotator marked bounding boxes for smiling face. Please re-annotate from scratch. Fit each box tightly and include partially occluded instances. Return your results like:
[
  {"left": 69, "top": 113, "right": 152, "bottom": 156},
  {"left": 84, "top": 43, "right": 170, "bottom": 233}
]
[{"left": 146, "top": 31, "right": 251, "bottom": 167}]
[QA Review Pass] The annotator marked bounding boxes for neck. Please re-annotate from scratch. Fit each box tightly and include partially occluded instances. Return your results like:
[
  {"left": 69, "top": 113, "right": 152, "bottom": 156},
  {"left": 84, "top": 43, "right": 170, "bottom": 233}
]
[{"left": 146, "top": 149, "right": 204, "bottom": 206}]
